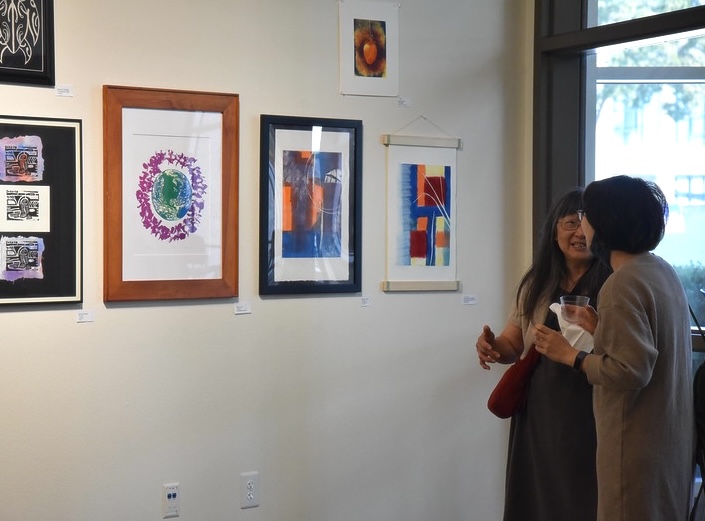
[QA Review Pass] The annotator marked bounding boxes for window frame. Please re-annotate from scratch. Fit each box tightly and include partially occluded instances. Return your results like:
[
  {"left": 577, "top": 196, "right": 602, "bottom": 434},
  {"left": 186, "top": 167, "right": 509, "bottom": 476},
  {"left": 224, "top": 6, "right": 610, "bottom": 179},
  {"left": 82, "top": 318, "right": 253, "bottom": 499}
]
[{"left": 533, "top": 1, "right": 705, "bottom": 351}]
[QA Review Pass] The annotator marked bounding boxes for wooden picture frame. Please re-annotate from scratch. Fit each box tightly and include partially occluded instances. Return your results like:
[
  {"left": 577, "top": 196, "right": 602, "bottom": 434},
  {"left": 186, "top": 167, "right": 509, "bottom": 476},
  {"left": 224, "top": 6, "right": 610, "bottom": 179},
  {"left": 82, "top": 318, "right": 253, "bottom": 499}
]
[
  {"left": 103, "top": 85, "right": 238, "bottom": 301},
  {"left": 0, "top": 115, "right": 82, "bottom": 304},
  {"left": 0, "top": 0, "right": 55, "bottom": 87},
  {"left": 259, "top": 114, "right": 362, "bottom": 295}
]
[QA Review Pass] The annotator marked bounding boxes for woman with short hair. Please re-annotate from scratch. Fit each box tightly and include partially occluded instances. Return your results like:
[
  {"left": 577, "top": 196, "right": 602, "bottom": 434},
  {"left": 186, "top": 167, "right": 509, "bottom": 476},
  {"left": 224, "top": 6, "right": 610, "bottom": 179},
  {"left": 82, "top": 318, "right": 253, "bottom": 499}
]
[{"left": 535, "top": 175, "right": 695, "bottom": 521}]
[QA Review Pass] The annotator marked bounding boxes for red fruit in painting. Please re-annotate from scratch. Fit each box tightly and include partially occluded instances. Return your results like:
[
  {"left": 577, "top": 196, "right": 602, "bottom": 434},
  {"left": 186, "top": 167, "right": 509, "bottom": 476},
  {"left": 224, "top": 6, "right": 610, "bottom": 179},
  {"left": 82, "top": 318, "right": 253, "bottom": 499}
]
[{"left": 363, "top": 41, "right": 377, "bottom": 65}]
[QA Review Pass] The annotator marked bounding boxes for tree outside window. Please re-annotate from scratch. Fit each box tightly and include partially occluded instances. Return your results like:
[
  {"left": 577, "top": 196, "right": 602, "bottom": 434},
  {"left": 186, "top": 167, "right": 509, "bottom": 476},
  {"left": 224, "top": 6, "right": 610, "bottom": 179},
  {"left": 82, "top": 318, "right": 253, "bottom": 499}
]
[{"left": 591, "top": 0, "right": 705, "bottom": 323}]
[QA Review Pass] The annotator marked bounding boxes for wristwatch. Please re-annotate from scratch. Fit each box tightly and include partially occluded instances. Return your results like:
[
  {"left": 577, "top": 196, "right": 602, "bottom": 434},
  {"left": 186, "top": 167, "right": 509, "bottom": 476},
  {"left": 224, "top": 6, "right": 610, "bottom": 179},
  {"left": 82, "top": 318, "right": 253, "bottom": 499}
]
[{"left": 573, "top": 351, "right": 589, "bottom": 371}]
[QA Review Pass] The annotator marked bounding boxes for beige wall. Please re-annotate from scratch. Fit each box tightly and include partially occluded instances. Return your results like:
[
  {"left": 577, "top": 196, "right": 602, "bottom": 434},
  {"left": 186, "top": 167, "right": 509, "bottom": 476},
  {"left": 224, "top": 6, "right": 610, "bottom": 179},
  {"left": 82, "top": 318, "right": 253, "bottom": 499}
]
[{"left": 0, "top": 0, "right": 533, "bottom": 519}]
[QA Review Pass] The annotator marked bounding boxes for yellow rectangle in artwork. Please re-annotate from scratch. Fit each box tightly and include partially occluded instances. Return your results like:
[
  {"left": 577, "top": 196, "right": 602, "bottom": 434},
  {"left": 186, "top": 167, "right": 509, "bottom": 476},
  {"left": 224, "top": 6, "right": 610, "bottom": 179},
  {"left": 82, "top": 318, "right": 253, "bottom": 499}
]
[
  {"left": 425, "top": 164, "right": 445, "bottom": 177},
  {"left": 435, "top": 215, "right": 446, "bottom": 231},
  {"left": 435, "top": 247, "right": 448, "bottom": 266}
]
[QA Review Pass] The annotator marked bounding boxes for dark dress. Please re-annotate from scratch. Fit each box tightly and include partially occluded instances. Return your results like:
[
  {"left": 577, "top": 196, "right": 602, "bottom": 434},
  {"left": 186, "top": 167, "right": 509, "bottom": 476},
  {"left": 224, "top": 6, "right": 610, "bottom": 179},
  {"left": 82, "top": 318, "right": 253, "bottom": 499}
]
[{"left": 503, "top": 284, "right": 599, "bottom": 521}]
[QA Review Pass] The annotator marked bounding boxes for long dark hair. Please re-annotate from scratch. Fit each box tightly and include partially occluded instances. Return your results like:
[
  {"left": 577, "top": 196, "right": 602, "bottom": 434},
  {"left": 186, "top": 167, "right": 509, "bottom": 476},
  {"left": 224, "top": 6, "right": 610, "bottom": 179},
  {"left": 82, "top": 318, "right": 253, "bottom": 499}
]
[{"left": 516, "top": 188, "right": 609, "bottom": 319}]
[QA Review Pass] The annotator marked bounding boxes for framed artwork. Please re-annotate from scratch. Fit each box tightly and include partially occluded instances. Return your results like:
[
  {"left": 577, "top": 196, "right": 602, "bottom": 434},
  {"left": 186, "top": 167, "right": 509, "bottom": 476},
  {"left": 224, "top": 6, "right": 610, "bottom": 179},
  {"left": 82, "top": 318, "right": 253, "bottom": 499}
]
[
  {"left": 0, "top": 0, "right": 55, "bottom": 86},
  {"left": 259, "top": 114, "right": 362, "bottom": 295},
  {"left": 382, "top": 136, "right": 460, "bottom": 292},
  {"left": 103, "top": 85, "right": 239, "bottom": 302},
  {"left": 0, "top": 115, "right": 82, "bottom": 304},
  {"left": 338, "top": 0, "right": 399, "bottom": 97}
]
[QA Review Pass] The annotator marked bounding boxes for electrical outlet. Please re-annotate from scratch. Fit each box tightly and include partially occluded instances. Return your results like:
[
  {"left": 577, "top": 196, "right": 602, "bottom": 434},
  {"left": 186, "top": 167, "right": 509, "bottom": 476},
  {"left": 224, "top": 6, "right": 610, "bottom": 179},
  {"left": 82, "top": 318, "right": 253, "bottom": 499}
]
[
  {"left": 162, "top": 483, "right": 180, "bottom": 518},
  {"left": 239, "top": 471, "right": 260, "bottom": 509}
]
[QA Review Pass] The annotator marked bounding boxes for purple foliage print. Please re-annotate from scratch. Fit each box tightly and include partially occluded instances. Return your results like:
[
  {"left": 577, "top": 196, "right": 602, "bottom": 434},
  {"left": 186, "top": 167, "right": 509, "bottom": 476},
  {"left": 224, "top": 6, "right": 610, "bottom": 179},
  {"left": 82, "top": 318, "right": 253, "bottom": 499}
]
[{"left": 136, "top": 149, "right": 207, "bottom": 242}]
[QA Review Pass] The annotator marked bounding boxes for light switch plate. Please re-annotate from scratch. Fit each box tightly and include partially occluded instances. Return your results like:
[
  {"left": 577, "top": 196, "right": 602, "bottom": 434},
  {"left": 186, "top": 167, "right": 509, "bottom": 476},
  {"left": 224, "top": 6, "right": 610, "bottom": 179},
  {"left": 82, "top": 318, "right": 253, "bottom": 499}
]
[{"left": 162, "top": 482, "right": 180, "bottom": 518}]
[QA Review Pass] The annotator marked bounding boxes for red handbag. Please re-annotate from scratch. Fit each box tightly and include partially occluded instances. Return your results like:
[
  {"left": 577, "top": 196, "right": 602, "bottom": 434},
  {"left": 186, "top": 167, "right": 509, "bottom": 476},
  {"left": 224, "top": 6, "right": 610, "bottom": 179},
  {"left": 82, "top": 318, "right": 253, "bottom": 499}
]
[{"left": 487, "top": 345, "right": 541, "bottom": 418}]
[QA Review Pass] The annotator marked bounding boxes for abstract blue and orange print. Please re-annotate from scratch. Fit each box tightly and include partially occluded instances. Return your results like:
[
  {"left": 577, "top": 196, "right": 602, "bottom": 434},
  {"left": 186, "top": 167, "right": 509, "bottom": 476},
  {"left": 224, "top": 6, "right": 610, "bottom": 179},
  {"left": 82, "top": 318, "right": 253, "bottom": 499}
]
[
  {"left": 281, "top": 150, "right": 343, "bottom": 258},
  {"left": 398, "top": 163, "right": 451, "bottom": 266}
]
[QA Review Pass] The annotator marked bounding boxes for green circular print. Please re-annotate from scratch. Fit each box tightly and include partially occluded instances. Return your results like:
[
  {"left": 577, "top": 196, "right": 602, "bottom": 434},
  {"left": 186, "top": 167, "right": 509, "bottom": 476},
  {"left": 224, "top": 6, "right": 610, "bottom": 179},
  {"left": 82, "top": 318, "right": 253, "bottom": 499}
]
[
  {"left": 151, "top": 169, "right": 193, "bottom": 221},
  {"left": 136, "top": 149, "right": 207, "bottom": 242}
]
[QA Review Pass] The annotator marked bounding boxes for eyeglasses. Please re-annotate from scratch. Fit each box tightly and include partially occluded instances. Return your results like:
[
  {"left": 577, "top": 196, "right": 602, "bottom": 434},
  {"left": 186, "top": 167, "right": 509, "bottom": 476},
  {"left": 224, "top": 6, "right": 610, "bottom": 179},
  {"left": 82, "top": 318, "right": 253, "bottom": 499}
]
[{"left": 558, "top": 216, "right": 581, "bottom": 231}]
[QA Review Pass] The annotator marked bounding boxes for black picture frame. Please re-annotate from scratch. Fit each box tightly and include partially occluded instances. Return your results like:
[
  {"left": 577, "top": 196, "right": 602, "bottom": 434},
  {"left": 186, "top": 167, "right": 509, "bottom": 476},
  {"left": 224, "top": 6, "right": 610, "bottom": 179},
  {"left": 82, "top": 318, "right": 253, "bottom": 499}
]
[
  {"left": 0, "top": 115, "right": 82, "bottom": 304},
  {"left": 259, "top": 114, "right": 362, "bottom": 295},
  {"left": 0, "top": 0, "right": 55, "bottom": 87}
]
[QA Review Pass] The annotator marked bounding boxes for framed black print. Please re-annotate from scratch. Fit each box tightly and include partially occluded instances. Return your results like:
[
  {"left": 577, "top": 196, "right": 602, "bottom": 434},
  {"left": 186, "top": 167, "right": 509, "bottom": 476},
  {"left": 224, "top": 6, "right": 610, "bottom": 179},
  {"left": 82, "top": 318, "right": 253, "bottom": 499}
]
[
  {"left": 0, "top": 0, "right": 55, "bottom": 87},
  {"left": 0, "top": 115, "right": 82, "bottom": 304}
]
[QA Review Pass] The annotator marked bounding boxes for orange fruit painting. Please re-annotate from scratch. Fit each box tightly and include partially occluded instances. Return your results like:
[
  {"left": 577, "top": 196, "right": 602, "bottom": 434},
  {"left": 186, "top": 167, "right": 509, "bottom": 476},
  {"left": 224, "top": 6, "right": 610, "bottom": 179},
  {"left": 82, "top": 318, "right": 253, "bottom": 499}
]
[{"left": 353, "top": 18, "right": 386, "bottom": 78}]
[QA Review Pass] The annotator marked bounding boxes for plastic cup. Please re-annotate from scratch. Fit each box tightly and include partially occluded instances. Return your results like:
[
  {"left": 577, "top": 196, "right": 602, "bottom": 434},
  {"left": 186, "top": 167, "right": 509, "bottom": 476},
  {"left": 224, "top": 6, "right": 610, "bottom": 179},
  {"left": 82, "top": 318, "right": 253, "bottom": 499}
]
[{"left": 560, "top": 295, "right": 590, "bottom": 323}]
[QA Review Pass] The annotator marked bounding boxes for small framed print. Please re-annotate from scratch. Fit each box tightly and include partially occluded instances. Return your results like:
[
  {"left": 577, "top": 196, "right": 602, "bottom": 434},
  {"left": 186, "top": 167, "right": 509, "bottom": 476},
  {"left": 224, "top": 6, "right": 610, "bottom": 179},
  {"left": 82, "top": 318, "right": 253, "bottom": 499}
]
[
  {"left": 0, "top": 115, "right": 82, "bottom": 304},
  {"left": 259, "top": 114, "right": 363, "bottom": 295},
  {"left": 338, "top": 0, "right": 399, "bottom": 97},
  {"left": 0, "top": 0, "right": 55, "bottom": 87}
]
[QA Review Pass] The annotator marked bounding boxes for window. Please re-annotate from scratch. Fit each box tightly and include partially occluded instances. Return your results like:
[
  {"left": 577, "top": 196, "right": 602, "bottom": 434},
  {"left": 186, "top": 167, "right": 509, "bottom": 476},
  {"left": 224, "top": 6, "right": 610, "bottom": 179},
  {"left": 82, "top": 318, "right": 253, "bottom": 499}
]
[
  {"left": 534, "top": 1, "right": 705, "bottom": 349},
  {"left": 589, "top": 0, "right": 705, "bottom": 27}
]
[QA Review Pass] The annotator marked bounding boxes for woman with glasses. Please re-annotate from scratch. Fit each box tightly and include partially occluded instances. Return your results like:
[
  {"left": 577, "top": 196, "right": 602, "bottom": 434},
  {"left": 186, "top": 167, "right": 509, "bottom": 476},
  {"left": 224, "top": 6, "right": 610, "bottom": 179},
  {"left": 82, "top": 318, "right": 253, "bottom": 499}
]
[
  {"left": 534, "top": 176, "right": 694, "bottom": 521},
  {"left": 476, "top": 188, "right": 611, "bottom": 521}
]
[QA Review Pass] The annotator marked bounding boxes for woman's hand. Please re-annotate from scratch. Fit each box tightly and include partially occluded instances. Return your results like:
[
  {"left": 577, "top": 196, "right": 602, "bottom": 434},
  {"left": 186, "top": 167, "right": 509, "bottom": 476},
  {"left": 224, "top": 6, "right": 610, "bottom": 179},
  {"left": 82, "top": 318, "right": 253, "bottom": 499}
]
[
  {"left": 476, "top": 325, "right": 500, "bottom": 370},
  {"left": 533, "top": 323, "right": 579, "bottom": 367},
  {"left": 476, "top": 323, "right": 523, "bottom": 369},
  {"left": 569, "top": 304, "right": 599, "bottom": 334}
]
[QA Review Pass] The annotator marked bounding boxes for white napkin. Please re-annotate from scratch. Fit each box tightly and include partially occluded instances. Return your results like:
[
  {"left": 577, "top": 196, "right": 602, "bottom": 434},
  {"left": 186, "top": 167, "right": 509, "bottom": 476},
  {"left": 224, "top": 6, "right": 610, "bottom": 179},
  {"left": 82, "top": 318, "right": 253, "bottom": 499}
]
[{"left": 548, "top": 302, "right": 593, "bottom": 352}]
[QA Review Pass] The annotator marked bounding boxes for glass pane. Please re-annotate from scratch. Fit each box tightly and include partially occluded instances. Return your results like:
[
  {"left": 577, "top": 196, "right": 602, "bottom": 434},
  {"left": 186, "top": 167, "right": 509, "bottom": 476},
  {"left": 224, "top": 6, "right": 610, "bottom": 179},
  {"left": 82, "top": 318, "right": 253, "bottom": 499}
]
[
  {"left": 592, "top": 0, "right": 705, "bottom": 27},
  {"left": 590, "top": 33, "right": 705, "bottom": 326},
  {"left": 596, "top": 30, "right": 705, "bottom": 67}
]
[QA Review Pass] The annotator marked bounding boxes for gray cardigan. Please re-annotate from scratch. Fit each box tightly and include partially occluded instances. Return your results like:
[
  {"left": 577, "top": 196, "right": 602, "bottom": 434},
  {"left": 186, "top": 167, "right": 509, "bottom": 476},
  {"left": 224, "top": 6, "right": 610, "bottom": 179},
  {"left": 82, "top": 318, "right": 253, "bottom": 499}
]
[{"left": 583, "top": 253, "right": 695, "bottom": 521}]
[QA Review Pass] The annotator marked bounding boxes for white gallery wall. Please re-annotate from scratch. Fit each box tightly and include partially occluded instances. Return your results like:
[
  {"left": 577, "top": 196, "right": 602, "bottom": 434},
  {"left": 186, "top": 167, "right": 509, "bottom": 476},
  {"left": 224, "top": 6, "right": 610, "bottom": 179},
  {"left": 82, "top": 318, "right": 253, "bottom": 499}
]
[{"left": 0, "top": 0, "right": 533, "bottom": 520}]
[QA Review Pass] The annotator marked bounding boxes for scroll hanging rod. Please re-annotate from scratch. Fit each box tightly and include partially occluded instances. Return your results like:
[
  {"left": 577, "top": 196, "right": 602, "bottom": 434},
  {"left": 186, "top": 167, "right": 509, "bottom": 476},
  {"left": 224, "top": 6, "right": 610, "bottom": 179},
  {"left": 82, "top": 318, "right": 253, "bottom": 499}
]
[{"left": 381, "top": 115, "right": 461, "bottom": 149}]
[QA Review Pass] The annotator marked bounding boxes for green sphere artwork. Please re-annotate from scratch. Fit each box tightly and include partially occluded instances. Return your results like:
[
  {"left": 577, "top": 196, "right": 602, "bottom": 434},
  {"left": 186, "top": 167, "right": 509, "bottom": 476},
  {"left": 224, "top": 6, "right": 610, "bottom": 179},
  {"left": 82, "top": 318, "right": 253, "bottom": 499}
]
[
  {"left": 138, "top": 149, "right": 206, "bottom": 242},
  {"left": 151, "top": 168, "right": 193, "bottom": 221}
]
